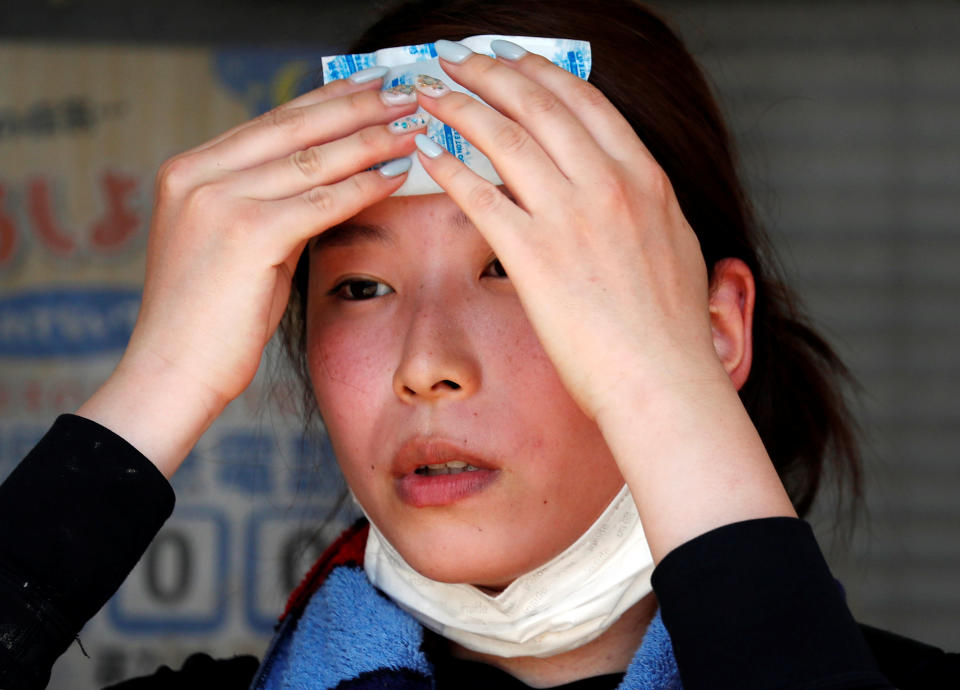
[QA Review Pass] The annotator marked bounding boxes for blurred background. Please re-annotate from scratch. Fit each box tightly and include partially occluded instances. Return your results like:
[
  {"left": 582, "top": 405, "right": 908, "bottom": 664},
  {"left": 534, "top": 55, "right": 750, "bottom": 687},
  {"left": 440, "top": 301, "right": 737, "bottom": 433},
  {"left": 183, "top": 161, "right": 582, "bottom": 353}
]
[{"left": 1, "top": 1, "right": 957, "bottom": 687}]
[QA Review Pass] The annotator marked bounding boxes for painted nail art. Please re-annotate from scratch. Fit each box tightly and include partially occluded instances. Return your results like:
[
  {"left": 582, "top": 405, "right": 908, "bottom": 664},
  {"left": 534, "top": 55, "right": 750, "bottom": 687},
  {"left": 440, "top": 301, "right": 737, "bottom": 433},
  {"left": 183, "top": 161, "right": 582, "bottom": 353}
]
[
  {"left": 349, "top": 65, "right": 389, "bottom": 84},
  {"left": 490, "top": 39, "right": 528, "bottom": 61},
  {"left": 435, "top": 39, "right": 474, "bottom": 64},
  {"left": 415, "top": 133, "right": 445, "bottom": 159},
  {"left": 378, "top": 157, "right": 413, "bottom": 177},
  {"left": 380, "top": 83, "right": 417, "bottom": 106},
  {"left": 388, "top": 113, "right": 428, "bottom": 134},
  {"left": 415, "top": 74, "right": 451, "bottom": 98}
]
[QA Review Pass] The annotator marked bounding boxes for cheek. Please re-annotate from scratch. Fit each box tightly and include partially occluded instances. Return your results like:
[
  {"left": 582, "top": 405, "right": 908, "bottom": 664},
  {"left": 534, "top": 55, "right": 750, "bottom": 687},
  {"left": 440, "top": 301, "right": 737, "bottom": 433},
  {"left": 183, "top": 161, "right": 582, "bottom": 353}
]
[
  {"left": 496, "top": 312, "right": 622, "bottom": 480},
  {"left": 306, "top": 317, "right": 395, "bottom": 504},
  {"left": 306, "top": 315, "right": 392, "bottom": 427},
  {"left": 495, "top": 312, "right": 581, "bottom": 421},
  {"left": 487, "top": 311, "right": 610, "bottom": 465}
]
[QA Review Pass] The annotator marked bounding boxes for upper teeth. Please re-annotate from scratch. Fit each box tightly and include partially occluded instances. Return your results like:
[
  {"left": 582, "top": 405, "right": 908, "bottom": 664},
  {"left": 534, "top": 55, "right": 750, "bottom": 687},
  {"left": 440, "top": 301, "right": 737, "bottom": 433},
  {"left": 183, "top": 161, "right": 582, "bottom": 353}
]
[{"left": 417, "top": 461, "right": 481, "bottom": 476}]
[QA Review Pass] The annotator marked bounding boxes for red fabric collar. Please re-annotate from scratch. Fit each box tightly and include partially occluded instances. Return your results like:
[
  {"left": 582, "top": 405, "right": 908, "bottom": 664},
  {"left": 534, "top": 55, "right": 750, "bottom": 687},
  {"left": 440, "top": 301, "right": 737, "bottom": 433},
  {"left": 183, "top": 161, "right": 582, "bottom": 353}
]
[{"left": 280, "top": 518, "right": 370, "bottom": 623}]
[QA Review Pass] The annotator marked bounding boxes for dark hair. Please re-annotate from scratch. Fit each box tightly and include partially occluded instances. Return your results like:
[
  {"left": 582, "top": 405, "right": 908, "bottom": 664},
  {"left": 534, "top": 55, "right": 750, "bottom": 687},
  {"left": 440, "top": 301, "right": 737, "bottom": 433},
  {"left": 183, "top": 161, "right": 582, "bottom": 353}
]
[{"left": 283, "top": 0, "right": 862, "bottom": 518}]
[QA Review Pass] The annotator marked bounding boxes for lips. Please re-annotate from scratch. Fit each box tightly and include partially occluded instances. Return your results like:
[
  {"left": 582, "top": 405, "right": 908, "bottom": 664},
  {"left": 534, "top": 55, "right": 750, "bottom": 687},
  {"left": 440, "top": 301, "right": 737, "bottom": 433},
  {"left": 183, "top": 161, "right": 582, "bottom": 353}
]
[
  {"left": 391, "top": 438, "right": 496, "bottom": 476},
  {"left": 392, "top": 438, "right": 500, "bottom": 507}
]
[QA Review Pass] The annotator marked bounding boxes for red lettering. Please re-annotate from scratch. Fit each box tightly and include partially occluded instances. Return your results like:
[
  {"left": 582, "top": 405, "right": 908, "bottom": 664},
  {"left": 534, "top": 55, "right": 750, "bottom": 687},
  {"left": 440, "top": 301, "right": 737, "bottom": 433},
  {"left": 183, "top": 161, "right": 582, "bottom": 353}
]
[
  {"left": 0, "top": 184, "right": 18, "bottom": 267},
  {"left": 90, "top": 171, "right": 139, "bottom": 250},
  {"left": 28, "top": 177, "right": 77, "bottom": 255},
  {"left": 23, "top": 381, "right": 43, "bottom": 413}
]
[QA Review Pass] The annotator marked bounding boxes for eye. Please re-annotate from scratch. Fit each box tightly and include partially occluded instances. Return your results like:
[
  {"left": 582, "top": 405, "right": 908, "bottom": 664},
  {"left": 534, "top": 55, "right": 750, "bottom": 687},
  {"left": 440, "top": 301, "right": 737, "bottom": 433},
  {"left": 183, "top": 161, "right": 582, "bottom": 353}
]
[
  {"left": 331, "top": 278, "right": 394, "bottom": 301},
  {"left": 481, "top": 257, "right": 508, "bottom": 279}
]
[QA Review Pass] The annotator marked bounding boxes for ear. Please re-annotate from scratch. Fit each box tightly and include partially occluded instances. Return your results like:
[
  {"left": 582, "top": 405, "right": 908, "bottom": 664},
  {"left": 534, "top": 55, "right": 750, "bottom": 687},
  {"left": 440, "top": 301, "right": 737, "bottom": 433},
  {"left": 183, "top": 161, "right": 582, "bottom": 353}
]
[{"left": 708, "top": 258, "right": 755, "bottom": 391}]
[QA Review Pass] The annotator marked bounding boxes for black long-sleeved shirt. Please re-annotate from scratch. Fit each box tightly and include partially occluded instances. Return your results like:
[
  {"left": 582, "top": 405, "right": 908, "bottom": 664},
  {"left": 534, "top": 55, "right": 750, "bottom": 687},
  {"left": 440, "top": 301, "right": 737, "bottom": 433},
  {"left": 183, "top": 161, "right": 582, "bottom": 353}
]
[{"left": 1, "top": 415, "right": 957, "bottom": 689}]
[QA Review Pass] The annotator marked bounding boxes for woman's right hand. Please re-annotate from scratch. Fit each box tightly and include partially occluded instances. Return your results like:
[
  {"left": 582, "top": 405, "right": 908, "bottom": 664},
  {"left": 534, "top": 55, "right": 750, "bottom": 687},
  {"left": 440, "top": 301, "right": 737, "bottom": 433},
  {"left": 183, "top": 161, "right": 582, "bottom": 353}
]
[{"left": 78, "top": 73, "right": 421, "bottom": 477}]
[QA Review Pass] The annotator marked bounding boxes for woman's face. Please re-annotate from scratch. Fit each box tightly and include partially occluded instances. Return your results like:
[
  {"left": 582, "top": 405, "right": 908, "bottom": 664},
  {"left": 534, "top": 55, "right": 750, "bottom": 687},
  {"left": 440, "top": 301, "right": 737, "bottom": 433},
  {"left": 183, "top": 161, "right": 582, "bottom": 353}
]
[{"left": 306, "top": 194, "right": 624, "bottom": 587}]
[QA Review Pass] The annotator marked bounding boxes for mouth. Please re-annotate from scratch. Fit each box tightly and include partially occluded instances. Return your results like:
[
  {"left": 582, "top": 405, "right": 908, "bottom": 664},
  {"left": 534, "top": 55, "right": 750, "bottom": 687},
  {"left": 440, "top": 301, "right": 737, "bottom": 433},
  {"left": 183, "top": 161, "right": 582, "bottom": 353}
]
[
  {"left": 393, "top": 438, "right": 499, "bottom": 507},
  {"left": 392, "top": 437, "right": 496, "bottom": 476}
]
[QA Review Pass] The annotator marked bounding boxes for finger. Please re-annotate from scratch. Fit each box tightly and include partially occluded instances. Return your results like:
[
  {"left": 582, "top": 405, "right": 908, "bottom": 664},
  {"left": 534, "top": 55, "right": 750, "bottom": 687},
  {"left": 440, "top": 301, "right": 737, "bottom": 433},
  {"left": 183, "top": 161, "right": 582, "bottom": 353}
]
[
  {"left": 179, "top": 91, "right": 416, "bottom": 185},
  {"left": 413, "top": 79, "right": 567, "bottom": 213},
  {"left": 413, "top": 134, "right": 531, "bottom": 260},
  {"left": 264, "top": 164, "right": 412, "bottom": 254},
  {"left": 185, "top": 75, "right": 388, "bottom": 158},
  {"left": 429, "top": 45, "right": 611, "bottom": 181},
  {"left": 231, "top": 116, "right": 426, "bottom": 199},
  {"left": 488, "top": 42, "right": 652, "bottom": 165},
  {"left": 213, "top": 88, "right": 417, "bottom": 171},
  {"left": 282, "top": 66, "right": 390, "bottom": 109}
]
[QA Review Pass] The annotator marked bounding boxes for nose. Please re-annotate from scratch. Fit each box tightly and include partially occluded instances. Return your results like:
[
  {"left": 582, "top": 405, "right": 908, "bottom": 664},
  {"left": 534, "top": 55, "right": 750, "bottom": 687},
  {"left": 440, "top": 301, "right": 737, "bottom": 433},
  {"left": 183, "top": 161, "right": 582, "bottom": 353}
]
[{"left": 393, "top": 298, "right": 481, "bottom": 404}]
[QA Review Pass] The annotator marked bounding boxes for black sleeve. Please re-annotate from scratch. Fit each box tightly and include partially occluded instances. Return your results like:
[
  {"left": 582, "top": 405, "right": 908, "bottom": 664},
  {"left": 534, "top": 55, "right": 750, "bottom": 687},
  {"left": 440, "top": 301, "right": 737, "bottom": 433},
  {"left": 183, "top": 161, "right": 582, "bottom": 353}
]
[
  {"left": 859, "top": 624, "right": 960, "bottom": 689},
  {"left": 651, "top": 517, "right": 892, "bottom": 689},
  {"left": 102, "top": 653, "right": 259, "bottom": 690},
  {"left": 0, "top": 414, "right": 176, "bottom": 690}
]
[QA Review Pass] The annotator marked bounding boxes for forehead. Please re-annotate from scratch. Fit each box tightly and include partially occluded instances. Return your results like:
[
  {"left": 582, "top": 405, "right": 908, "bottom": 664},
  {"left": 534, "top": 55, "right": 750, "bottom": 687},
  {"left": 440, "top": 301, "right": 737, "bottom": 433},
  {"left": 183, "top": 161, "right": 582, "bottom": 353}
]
[
  {"left": 353, "top": 193, "right": 469, "bottom": 228},
  {"left": 312, "top": 193, "right": 475, "bottom": 253}
]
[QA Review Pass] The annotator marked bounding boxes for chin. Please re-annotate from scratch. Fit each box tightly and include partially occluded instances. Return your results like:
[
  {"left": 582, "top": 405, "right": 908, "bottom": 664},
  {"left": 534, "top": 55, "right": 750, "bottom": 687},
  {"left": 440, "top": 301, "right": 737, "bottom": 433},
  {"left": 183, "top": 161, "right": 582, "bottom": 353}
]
[
  {"left": 391, "top": 529, "right": 552, "bottom": 588},
  {"left": 408, "top": 557, "right": 522, "bottom": 589}
]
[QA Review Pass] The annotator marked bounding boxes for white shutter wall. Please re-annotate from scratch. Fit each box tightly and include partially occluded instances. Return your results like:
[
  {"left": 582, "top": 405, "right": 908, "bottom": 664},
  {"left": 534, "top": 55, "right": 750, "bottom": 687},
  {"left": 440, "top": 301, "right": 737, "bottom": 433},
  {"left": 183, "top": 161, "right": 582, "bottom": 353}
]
[{"left": 668, "top": 1, "right": 960, "bottom": 649}]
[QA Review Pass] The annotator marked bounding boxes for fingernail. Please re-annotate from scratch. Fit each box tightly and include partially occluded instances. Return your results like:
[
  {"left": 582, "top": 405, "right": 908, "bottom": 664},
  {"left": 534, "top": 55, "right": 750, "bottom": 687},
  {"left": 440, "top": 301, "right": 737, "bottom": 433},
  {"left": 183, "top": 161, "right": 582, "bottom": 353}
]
[
  {"left": 415, "top": 133, "right": 444, "bottom": 159},
  {"left": 435, "top": 39, "right": 474, "bottom": 64},
  {"left": 415, "top": 74, "right": 451, "bottom": 98},
  {"left": 349, "top": 65, "right": 389, "bottom": 84},
  {"left": 378, "top": 157, "right": 413, "bottom": 177},
  {"left": 380, "top": 83, "right": 417, "bottom": 106},
  {"left": 490, "top": 39, "right": 527, "bottom": 61},
  {"left": 388, "top": 113, "right": 428, "bottom": 134}
]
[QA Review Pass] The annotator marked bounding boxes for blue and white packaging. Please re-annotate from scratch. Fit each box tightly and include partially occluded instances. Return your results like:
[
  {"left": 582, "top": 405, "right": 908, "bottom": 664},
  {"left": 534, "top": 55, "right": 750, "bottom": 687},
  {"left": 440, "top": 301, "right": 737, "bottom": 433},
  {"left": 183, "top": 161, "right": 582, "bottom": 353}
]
[{"left": 322, "top": 35, "right": 592, "bottom": 196}]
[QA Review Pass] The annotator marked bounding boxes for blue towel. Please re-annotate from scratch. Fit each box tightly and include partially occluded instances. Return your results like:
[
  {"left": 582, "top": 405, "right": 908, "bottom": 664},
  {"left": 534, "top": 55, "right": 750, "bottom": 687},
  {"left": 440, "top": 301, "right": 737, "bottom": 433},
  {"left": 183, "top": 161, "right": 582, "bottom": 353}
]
[{"left": 263, "top": 564, "right": 682, "bottom": 689}]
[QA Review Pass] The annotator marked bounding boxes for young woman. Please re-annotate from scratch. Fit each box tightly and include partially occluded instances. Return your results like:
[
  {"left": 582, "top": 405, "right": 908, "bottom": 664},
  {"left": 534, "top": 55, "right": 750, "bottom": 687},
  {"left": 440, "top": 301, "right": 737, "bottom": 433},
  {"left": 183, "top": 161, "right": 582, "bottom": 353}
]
[{"left": 0, "top": 0, "right": 956, "bottom": 688}]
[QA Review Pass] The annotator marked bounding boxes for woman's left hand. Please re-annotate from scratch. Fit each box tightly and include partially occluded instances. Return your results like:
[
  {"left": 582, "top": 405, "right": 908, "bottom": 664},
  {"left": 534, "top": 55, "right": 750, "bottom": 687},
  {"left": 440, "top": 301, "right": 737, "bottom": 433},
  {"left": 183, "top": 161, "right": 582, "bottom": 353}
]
[
  {"left": 413, "top": 43, "right": 722, "bottom": 423},
  {"left": 413, "top": 42, "right": 796, "bottom": 559}
]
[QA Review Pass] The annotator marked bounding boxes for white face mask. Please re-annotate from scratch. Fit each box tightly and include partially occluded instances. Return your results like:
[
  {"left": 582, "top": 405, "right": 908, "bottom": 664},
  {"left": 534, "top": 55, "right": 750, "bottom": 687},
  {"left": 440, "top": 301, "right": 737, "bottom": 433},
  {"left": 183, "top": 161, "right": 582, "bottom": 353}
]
[{"left": 363, "top": 484, "right": 654, "bottom": 658}]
